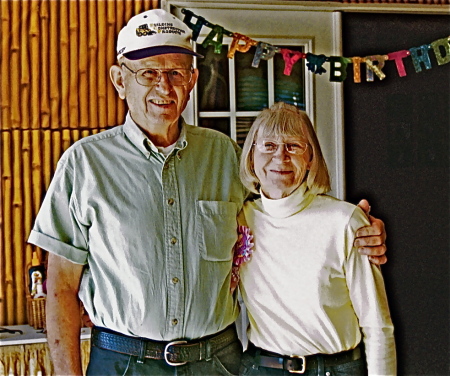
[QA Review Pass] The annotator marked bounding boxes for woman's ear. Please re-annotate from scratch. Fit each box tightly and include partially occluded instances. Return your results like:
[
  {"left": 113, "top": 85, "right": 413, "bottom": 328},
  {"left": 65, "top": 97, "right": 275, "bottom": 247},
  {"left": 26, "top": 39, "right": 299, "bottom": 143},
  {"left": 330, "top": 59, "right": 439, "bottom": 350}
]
[
  {"left": 305, "top": 149, "right": 313, "bottom": 170},
  {"left": 110, "top": 65, "right": 126, "bottom": 100}
]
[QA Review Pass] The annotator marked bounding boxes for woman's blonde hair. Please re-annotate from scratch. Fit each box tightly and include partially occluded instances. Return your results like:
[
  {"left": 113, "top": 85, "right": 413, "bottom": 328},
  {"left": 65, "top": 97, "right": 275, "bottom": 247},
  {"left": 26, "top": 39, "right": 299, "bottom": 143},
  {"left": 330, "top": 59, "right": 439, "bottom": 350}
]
[{"left": 240, "top": 102, "right": 331, "bottom": 195}]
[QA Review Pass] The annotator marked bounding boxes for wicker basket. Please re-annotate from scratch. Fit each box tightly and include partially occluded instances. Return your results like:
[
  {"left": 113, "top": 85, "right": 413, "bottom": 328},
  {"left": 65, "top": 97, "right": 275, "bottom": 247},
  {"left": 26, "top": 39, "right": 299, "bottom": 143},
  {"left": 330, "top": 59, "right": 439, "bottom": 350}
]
[{"left": 27, "top": 296, "right": 46, "bottom": 329}]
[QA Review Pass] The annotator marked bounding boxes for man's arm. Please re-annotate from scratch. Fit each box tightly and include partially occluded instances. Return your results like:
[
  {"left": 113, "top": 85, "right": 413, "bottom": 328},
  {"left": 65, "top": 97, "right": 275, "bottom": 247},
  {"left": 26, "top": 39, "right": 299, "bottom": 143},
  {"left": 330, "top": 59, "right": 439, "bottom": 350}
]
[
  {"left": 46, "top": 253, "right": 84, "bottom": 375},
  {"left": 355, "top": 199, "right": 387, "bottom": 265}
]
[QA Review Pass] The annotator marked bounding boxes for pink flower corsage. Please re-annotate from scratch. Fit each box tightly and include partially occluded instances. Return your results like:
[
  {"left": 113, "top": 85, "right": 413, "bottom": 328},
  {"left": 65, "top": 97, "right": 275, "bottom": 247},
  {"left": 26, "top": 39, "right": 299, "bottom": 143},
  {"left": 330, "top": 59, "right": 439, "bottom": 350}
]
[
  {"left": 233, "top": 226, "right": 254, "bottom": 266},
  {"left": 230, "top": 226, "right": 254, "bottom": 293}
]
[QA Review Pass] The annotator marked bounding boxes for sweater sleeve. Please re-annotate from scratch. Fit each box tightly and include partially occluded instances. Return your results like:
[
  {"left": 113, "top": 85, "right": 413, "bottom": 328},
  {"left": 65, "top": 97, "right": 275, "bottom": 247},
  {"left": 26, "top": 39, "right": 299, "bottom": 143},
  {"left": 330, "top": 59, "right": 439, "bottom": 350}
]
[{"left": 344, "top": 207, "right": 397, "bottom": 376}]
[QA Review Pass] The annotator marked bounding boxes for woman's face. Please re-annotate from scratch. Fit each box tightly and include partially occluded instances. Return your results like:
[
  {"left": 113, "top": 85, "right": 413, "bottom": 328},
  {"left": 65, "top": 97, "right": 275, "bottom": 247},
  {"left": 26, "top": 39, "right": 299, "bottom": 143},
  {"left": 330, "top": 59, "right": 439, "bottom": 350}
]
[{"left": 253, "top": 134, "right": 311, "bottom": 199}]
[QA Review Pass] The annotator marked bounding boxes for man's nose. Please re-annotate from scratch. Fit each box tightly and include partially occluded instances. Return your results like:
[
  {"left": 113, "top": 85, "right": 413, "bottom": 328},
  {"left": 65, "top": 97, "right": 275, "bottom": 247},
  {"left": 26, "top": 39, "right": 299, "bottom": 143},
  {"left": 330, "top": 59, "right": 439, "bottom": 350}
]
[{"left": 155, "top": 72, "right": 172, "bottom": 93}]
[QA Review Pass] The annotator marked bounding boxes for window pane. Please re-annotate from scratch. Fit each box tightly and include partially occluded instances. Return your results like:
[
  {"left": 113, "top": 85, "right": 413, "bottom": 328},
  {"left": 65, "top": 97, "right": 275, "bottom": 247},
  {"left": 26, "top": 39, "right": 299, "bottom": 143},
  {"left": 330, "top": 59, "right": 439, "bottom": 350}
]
[
  {"left": 199, "top": 118, "right": 230, "bottom": 137},
  {"left": 236, "top": 46, "right": 268, "bottom": 111},
  {"left": 236, "top": 117, "right": 256, "bottom": 147},
  {"left": 274, "top": 46, "right": 305, "bottom": 110},
  {"left": 197, "top": 44, "right": 230, "bottom": 112}
]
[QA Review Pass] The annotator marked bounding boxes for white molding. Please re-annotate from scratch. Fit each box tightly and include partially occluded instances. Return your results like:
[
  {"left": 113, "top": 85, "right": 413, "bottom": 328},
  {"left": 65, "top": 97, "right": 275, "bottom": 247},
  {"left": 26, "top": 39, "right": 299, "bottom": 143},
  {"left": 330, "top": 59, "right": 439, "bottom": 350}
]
[
  {"left": 332, "top": 11, "right": 345, "bottom": 200},
  {"left": 162, "top": 0, "right": 450, "bottom": 14}
]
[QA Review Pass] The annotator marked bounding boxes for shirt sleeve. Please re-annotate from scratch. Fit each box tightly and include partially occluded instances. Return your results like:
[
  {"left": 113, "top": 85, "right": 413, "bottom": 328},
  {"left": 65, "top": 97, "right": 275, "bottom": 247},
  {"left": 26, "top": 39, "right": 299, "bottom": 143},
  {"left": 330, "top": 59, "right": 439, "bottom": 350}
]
[
  {"left": 28, "top": 155, "right": 89, "bottom": 265},
  {"left": 344, "top": 207, "right": 397, "bottom": 376}
]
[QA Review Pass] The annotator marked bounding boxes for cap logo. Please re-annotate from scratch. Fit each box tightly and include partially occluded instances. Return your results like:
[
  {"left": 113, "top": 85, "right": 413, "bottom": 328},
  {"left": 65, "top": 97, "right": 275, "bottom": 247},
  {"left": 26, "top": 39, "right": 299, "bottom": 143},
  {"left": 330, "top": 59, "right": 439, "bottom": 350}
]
[
  {"left": 136, "top": 24, "right": 157, "bottom": 37},
  {"left": 135, "top": 22, "right": 186, "bottom": 37}
]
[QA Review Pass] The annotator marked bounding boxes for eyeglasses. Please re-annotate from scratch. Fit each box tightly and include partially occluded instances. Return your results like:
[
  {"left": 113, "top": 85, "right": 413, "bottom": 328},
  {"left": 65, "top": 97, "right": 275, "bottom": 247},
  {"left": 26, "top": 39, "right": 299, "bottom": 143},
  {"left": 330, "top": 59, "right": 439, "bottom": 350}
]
[
  {"left": 121, "top": 63, "right": 194, "bottom": 87},
  {"left": 253, "top": 139, "right": 309, "bottom": 155}
]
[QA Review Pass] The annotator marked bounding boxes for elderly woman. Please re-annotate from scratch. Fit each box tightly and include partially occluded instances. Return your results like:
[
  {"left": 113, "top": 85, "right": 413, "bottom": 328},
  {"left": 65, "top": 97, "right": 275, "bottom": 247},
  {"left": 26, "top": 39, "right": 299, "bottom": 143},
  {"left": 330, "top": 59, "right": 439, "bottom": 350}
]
[{"left": 237, "top": 102, "right": 396, "bottom": 376}]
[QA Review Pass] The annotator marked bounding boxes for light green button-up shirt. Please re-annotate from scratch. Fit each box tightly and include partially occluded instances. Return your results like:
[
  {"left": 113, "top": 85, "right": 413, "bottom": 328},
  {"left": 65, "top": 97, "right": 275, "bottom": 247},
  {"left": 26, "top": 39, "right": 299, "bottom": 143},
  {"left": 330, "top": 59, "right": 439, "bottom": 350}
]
[{"left": 28, "top": 114, "right": 247, "bottom": 340}]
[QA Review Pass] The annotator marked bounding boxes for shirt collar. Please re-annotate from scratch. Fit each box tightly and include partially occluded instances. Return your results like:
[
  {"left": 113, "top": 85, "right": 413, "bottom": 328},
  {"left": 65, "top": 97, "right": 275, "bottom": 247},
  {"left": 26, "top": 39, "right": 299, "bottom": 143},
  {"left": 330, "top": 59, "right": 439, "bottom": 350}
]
[
  {"left": 123, "top": 113, "right": 188, "bottom": 159},
  {"left": 259, "top": 182, "right": 315, "bottom": 218}
]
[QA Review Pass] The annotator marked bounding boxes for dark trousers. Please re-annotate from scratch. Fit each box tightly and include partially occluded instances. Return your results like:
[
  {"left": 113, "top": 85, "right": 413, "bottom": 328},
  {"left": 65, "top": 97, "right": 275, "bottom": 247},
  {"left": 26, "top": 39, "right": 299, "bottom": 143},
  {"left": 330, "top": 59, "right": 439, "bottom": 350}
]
[{"left": 86, "top": 335, "right": 243, "bottom": 376}]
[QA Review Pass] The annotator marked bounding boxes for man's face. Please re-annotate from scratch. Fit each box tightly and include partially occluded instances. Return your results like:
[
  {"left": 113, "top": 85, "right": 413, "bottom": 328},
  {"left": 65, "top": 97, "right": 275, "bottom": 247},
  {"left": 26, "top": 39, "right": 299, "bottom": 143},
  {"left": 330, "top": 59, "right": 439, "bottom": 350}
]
[{"left": 117, "top": 53, "right": 197, "bottom": 135}]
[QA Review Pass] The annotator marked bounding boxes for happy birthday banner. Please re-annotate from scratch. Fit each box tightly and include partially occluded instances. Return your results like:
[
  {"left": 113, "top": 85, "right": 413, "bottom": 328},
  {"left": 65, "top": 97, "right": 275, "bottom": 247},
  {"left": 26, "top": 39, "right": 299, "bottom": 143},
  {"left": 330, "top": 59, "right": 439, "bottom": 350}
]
[{"left": 181, "top": 9, "right": 450, "bottom": 83}]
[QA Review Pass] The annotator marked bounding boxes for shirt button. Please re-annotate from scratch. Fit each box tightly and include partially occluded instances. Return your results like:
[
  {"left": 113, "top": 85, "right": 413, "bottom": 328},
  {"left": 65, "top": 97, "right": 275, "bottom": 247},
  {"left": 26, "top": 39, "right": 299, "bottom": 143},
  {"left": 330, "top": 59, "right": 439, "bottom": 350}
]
[
  {"left": 168, "top": 198, "right": 174, "bottom": 206},
  {"left": 172, "top": 277, "right": 179, "bottom": 284},
  {"left": 163, "top": 164, "right": 169, "bottom": 170},
  {"left": 172, "top": 319, "right": 178, "bottom": 325},
  {"left": 171, "top": 237, "right": 177, "bottom": 244}
]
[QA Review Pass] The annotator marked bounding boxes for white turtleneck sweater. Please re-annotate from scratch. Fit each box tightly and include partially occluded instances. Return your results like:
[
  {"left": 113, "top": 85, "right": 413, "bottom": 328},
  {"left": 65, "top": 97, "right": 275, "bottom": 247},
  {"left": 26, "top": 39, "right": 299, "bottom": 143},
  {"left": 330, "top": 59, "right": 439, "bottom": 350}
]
[{"left": 239, "top": 183, "right": 396, "bottom": 375}]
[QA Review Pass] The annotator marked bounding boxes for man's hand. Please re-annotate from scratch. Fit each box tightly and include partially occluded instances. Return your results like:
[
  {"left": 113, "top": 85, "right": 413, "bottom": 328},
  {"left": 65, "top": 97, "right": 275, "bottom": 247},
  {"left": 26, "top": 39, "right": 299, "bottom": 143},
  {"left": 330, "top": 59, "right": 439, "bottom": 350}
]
[{"left": 355, "top": 199, "right": 387, "bottom": 265}]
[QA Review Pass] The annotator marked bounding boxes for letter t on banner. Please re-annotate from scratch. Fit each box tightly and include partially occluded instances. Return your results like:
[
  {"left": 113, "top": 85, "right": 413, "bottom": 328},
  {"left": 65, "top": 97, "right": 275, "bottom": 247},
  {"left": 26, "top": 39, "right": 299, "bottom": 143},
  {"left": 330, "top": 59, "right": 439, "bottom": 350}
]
[{"left": 387, "top": 50, "right": 410, "bottom": 77}]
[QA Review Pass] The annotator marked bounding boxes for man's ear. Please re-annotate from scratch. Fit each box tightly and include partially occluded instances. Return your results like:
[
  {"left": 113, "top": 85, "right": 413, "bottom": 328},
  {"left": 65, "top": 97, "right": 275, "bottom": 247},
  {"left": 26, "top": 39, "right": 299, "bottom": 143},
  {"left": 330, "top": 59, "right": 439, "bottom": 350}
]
[
  {"left": 188, "top": 68, "right": 199, "bottom": 92},
  {"left": 110, "top": 65, "right": 126, "bottom": 100}
]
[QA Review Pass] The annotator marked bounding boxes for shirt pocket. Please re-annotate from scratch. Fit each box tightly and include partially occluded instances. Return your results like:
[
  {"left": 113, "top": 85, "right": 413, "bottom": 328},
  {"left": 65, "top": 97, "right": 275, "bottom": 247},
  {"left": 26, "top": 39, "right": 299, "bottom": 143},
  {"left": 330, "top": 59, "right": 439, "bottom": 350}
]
[{"left": 196, "top": 200, "right": 238, "bottom": 262}]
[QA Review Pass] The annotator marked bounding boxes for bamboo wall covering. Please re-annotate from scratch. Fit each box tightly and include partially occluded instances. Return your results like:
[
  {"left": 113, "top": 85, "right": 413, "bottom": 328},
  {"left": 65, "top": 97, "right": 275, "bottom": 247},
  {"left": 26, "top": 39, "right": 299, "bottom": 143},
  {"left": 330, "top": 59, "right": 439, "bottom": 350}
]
[{"left": 0, "top": 0, "right": 160, "bottom": 327}]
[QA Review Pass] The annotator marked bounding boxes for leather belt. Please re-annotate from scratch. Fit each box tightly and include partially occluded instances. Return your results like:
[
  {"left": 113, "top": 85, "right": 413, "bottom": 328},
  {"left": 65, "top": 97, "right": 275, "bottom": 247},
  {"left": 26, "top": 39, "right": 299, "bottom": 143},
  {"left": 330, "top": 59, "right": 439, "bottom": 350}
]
[
  {"left": 249, "top": 343, "right": 362, "bottom": 374},
  {"left": 91, "top": 325, "right": 237, "bottom": 366}
]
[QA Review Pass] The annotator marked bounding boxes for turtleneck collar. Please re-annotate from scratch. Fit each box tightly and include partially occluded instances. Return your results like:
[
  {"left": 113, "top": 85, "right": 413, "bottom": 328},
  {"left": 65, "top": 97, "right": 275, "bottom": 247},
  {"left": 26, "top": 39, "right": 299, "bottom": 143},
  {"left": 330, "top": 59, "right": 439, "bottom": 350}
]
[{"left": 260, "top": 182, "right": 315, "bottom": 218}]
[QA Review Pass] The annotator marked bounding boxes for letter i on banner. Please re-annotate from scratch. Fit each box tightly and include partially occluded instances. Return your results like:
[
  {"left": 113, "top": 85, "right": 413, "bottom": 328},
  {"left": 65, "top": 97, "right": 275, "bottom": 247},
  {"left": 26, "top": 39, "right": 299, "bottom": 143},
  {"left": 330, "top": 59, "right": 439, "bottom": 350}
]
[
  {"left": 181, "top": 9, "right": 207, "bottom": 41},
  {"left": 351, "top": 57, "right": 363, "bottom": 83},
  {"left": 329, "top": 57, "right": 352, "bottom": 82},
  {"left": 430, "top": 37, "right": 450, "bottom": 65}
]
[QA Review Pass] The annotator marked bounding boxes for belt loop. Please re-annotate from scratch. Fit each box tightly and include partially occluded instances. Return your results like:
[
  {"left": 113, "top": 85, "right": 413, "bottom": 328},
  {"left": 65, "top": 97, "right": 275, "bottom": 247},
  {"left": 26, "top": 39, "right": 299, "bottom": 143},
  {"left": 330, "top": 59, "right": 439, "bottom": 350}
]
[
  {"left": 205, "top": 340, "right": 212, "bottom": 361},
  {"left": 199, "top": 341, "right": 203, "bottom": 361},
  {"left": 316, "top": 354, "right": 324, "bottom": 376},
  {"left": 137, "top": 340, "right": 146, "bottom": 364}
]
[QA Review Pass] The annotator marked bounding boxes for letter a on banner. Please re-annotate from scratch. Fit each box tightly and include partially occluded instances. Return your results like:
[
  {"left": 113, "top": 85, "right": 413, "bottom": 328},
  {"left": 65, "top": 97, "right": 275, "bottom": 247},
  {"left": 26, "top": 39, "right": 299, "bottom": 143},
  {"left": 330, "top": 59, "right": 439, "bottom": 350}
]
[{"left": 202, "top": 25, "right": 225, "bottom": 54}]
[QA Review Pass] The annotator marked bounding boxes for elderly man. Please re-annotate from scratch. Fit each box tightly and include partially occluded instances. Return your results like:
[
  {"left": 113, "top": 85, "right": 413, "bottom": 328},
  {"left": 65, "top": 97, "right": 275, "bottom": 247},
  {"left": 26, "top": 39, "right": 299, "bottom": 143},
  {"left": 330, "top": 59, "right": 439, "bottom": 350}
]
[{"left": 28, "top": 9, "right": 387, "bottom": 376}]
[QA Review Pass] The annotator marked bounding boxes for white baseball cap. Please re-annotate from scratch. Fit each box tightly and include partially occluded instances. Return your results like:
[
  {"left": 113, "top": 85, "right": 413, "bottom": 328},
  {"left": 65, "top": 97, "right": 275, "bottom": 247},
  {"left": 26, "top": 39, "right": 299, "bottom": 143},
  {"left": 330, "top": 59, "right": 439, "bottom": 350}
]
[{"left": 117, "top": 9, "right": 203, "bottom": 60}]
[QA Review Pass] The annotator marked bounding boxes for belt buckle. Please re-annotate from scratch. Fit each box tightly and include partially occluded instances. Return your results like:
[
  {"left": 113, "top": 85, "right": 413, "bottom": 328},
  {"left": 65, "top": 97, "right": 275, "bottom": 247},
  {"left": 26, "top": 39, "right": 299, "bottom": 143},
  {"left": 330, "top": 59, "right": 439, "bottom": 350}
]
[
  {"left": 164, "top": 340, "right": 188, "bottom": 366},
  {"left": 288, "top": 355, "right": 306, "bottom": 374}
]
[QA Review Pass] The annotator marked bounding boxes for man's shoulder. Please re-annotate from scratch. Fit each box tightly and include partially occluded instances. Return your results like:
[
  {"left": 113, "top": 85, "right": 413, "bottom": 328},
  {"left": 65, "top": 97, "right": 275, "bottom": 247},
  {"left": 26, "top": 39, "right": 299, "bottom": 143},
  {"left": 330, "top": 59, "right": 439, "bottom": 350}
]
[
  {"left": 73, "top": 125, "right": 124, "bottom": 147},
  {"left": 59, "top": 125, "right": 125, "bottom": 166},
  {"left": 184, "top": 124, "right": 241, "bottom": 155},
  {"left": 64, "top": 126, "right": 123, "bottom": 153},
  {"left": 185, "top": 123, "right": 233, "bottom": 142}
]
